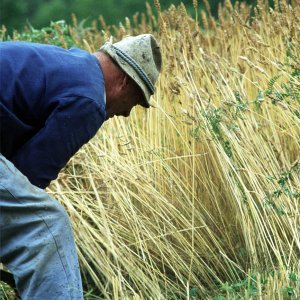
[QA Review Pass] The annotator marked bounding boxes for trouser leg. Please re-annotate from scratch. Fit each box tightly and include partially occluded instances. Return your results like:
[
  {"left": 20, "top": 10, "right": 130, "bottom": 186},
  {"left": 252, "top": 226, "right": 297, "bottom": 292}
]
[{"left": 0, "top": 155, "right": 83, "bottom": 300}]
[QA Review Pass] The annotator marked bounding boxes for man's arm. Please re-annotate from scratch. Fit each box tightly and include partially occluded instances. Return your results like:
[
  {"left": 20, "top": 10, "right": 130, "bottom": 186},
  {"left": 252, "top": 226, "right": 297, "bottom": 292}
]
[{"left": 11, "top": 96, "right": 105, "bottom": 189}]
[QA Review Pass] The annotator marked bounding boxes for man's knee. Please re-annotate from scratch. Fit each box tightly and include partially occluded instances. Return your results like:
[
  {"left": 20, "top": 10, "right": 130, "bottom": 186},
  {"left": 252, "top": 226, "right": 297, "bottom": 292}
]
[{"left": 42, "top": 198, "right": 73, "bottom": 234}]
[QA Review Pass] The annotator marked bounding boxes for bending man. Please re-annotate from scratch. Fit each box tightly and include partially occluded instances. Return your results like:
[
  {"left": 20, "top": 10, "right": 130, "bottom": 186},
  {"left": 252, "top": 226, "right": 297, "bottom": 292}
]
[{"left": 0, "top": 34, "right": 162, "bottom": 299}]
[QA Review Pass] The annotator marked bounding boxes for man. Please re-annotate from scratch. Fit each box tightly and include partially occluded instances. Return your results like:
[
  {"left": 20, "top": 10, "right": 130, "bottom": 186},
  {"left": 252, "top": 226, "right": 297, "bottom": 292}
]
[{"left": 0, "top": 34, "right": 162, "bottom": 299}]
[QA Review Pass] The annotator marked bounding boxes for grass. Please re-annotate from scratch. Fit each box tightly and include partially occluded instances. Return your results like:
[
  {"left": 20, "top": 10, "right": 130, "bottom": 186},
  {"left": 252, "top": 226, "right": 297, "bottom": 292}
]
[{"left": 1, "top": 0, "right": 299, "bottom": 299}]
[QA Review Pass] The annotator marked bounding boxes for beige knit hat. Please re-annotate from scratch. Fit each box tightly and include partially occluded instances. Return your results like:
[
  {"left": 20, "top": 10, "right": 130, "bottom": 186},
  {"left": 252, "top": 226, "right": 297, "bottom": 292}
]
[{"left": 100, "top": 34, "right": 162, "bottom": 108}]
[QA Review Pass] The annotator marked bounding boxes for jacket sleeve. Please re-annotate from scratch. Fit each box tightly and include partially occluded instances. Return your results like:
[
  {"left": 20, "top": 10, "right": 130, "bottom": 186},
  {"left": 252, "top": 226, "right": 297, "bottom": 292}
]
[{"left": 11, "top": 96, "right": 106, "bottom": 189}]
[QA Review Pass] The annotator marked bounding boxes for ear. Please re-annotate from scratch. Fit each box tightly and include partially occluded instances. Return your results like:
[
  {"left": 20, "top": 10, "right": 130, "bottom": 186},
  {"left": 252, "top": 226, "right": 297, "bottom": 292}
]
[{"left": 120, "top": 74, "right": 129, "bottom": 91}]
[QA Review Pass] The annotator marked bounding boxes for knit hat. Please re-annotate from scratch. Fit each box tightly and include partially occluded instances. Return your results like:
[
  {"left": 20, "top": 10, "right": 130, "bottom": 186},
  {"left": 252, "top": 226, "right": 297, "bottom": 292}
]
[{"left": 100, "top": 34, "right": 162, "bottom": 108}]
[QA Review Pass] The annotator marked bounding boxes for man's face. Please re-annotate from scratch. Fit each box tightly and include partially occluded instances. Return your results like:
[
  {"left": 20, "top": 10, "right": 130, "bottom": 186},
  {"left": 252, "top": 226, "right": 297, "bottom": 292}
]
[
  {"left": 113, "top": 94, "right": 142, "bottom": 118},
  {"left": 106, "top": 78, "right": 147, "bottom": 119}
]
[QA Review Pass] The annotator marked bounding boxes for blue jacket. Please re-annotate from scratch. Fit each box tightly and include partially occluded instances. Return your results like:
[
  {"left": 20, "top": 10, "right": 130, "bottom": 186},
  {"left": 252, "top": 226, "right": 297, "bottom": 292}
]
[{"left": 0, "top": 42, "right": 106, "bottom": 188}]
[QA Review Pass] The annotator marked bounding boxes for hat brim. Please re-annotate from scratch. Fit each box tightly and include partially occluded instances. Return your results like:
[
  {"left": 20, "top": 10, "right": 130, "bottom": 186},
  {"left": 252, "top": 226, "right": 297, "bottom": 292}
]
[{"left": 101, "top": 44, "right": 151, "bottom": 108}]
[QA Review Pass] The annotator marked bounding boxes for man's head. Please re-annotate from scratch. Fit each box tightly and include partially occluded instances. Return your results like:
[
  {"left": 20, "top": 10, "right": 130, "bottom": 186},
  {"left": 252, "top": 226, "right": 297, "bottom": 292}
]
[{"left": 94, "top": 34, "right": 162, "bottom": 119}]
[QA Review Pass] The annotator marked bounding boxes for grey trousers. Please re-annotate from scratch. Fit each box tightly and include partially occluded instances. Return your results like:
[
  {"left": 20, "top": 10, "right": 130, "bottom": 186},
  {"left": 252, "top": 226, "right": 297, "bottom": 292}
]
[{"left": 0, "top": 154, "right": 83, "bottom": 299}]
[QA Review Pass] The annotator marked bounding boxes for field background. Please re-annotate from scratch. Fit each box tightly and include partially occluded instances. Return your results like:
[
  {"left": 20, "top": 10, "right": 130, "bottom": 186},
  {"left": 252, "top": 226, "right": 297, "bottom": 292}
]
[
  {"left": 1, "top": 0, "right": 299, "bottom": 299},
  {"left": 0, "top": 0, "right": 255, "bottom": 33}
]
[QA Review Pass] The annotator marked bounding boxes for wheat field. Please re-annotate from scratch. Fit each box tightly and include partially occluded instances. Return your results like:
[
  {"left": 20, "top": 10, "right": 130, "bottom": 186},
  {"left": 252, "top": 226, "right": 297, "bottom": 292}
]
[{"left": 1, "top": 0, "right": 299, "bottom": 299}]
